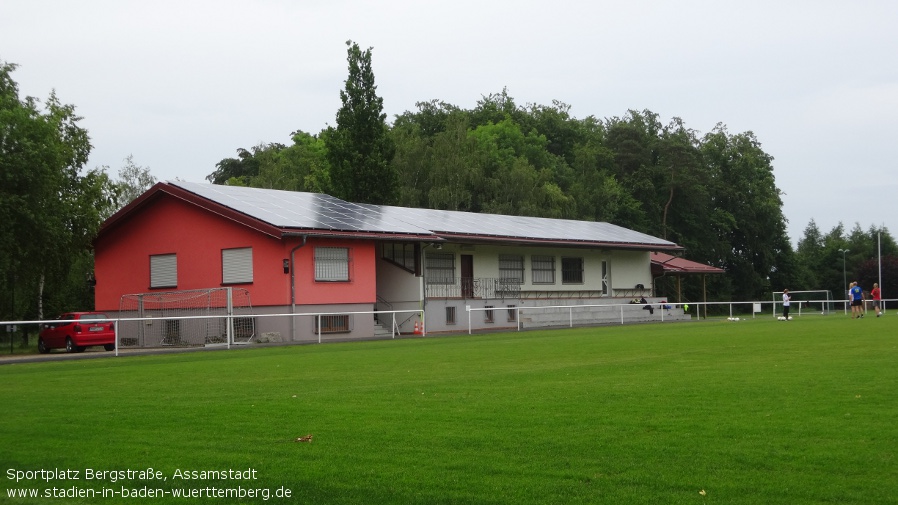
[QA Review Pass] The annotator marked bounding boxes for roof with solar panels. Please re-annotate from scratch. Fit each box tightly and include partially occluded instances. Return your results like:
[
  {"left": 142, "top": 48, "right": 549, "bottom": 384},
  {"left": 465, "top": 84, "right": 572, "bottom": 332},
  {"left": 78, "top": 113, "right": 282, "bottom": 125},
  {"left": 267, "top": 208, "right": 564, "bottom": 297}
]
[{"left": 99, "top": 181, "right": 682, "bottom": 251}]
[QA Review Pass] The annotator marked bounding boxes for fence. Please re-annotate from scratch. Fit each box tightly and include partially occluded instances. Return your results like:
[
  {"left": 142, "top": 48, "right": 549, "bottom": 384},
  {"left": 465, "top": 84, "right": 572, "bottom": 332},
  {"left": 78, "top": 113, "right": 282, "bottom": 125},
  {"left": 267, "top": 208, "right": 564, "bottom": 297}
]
[
  {"left": 425, "top": 277, "right": 521, "bottom": 299},
  {"left": 0, "top": 309, "right": 422, "bottom": 356},
  {"left": 1, "top": 300, "right": 893, "bottom": 356}
]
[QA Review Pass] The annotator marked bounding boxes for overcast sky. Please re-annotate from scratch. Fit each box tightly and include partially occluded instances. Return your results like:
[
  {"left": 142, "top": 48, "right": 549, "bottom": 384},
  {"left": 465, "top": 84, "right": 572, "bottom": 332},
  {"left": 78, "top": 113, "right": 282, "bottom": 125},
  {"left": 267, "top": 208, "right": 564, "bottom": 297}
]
[{"left": 2, "top": 0, "right": 896, "bottom": 245}]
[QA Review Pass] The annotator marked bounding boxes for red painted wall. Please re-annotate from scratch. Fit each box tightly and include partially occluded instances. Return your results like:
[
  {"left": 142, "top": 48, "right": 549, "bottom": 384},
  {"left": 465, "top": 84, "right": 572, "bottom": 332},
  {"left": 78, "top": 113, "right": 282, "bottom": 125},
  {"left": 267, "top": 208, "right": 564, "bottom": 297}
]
[
  {"left": 95, "top": 194, "right": 376, "bottom": 311},
  {"left": 291, "top": 237, "right": 376, "bottom": 306}
]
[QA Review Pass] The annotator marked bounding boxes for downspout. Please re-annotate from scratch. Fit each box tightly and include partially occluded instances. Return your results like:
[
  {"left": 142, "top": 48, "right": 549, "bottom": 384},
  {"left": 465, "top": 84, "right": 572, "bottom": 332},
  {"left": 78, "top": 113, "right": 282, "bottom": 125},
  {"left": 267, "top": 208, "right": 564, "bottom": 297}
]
[
  {"left": 289, "top": 235, "right": 308, "bottom": 341},
  {"left": 420, "top": 243, "right": 431, "bottom": 336}
]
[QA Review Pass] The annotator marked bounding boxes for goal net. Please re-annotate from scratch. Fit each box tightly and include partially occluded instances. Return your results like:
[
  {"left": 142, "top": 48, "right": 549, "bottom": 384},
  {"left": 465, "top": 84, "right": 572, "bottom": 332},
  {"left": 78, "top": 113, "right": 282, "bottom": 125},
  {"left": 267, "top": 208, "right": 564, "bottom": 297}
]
[
  {"left": 118, "top": 288, "right": 254, "bottom": 348},
  {"left": 771, "top": 290, "right": 834, "bottom": 316}
]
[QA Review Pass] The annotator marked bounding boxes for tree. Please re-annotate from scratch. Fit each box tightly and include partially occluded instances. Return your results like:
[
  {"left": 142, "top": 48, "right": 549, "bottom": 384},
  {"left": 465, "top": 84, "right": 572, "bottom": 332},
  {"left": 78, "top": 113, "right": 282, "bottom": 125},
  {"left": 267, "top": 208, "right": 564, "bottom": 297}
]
[
  {"left": 325, "top": 40, "right": 396, "bottom": 204},
  {"left": 251, "top": 132, "right": 331, "bottom": 193},
  {"left": 701, "top": 125, "right": 792, "bottom": 300},
  {"left": 604, "top": 110, "right": 662, "bottom": 232},
  {"left": 113, "top": 154, "right": 156, "bottom": 212},
  {"left": 207, "top": 147, "right": 261, "bottom": 185},
  {"left": 794, "top": 219, "right": 826, "bottom": 289},
  {"left": 0, "top": 61, "right": 114, "bottom": 320},
  {"left": 426, "top": 115, "right": 482, "bottom": 212},
  {"left": 470, "top": 88, "right": 525, "bottom": 128}
]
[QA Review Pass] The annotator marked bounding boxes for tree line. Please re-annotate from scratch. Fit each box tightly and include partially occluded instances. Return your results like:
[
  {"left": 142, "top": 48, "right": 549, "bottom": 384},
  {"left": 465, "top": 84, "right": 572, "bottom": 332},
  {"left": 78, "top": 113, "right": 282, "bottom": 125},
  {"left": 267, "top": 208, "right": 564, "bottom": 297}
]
[
  {"left": 1, "top": 62, "right": 155, "bottom": 323},
  {"left": 206, "top": 43, "right": 896, "bottom": 306},
  {"left": 1, "top": 43, "right": 894, "bottom": 325}
]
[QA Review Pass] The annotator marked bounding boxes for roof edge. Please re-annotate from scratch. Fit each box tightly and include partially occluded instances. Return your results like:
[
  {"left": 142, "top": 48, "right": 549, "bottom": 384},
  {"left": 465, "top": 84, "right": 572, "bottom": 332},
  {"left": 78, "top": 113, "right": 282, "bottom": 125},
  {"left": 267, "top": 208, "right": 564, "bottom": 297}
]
[{"left": 97, "top": 182, "right": 284, "bottom": 240}]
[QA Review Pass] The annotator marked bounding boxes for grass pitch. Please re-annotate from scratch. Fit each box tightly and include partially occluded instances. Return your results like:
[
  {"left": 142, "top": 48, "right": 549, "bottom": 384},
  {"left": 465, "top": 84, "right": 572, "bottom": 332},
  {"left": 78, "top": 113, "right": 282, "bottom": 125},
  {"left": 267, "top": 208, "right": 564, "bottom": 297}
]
[{"left": 1, "top": 316, "right": 897, "bottom": 504}]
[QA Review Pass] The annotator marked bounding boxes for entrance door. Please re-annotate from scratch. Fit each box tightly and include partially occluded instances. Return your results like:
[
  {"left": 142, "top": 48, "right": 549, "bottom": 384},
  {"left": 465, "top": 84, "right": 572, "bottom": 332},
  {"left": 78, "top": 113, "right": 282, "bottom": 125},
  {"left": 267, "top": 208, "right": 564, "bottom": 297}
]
[{"left": 461, "top": 255, "right": 474, "bottom": 298}]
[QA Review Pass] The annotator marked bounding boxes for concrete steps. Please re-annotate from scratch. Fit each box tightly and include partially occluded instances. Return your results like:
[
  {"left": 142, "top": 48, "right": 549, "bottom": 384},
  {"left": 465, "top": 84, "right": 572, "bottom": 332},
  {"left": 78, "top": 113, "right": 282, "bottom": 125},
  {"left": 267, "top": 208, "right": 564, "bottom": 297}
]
[{"left": 373, "top": 322, "right": 395, "bottom": 338}]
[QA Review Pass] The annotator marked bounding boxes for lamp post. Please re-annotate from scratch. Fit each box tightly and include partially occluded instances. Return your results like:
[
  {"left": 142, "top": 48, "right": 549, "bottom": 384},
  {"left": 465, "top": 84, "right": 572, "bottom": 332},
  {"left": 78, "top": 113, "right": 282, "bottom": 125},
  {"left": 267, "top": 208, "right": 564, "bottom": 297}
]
[{"left": 839, "top": 248, "right": 849, "bottom": 313}]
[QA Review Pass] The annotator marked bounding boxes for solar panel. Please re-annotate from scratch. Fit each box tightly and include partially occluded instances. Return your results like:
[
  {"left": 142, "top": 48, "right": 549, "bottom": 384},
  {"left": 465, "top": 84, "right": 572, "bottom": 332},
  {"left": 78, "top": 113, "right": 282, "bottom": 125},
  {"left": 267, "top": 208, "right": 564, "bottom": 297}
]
[
  {"left": 171, "top": 182, "right": 432, "bottom": 235},
  {"left": 367, "top": 205, "right": 676, "bottom": 247},
  {"left": 170, "top": 181, "right": 678, "bottom": 248}
]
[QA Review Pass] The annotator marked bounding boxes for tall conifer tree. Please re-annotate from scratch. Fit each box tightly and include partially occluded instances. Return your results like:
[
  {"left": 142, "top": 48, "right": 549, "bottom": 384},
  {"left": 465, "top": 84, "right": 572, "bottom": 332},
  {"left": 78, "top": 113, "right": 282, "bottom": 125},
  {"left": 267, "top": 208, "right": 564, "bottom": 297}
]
[{"left": 325, "top": 41, "right": 397, "bottom": 204}]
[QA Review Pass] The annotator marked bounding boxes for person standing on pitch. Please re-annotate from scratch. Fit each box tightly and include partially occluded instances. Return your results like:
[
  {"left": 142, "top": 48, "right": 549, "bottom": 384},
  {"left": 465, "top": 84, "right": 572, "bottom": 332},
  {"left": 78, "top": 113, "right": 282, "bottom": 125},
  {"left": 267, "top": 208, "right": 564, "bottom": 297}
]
[
  {"left": 871, "top": 283, "right": 882, "bottom": 317},
  {"left": 782, "top": 289, "right": 792, "bottom": 320},
  {"left": 850, "top": 281, "right": 865, "bottom": 319}
]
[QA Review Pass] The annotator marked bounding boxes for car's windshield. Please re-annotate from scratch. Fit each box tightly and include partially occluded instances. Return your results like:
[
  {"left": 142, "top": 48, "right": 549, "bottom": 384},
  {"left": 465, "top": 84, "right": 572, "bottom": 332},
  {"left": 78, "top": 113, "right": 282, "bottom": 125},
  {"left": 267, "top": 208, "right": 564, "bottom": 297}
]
[{"left": 80, "top": 314, "right": 109, "bottom": 320}]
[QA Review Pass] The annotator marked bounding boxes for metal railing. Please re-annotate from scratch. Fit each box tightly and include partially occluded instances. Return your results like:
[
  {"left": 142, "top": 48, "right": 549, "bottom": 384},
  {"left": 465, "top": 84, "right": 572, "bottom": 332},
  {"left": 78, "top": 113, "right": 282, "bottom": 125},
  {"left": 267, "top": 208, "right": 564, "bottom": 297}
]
[
  {"left": 425, "top": 277, "right": 521, "bottom": 300},
  {"left": 3, "top": 299, "right": 894, "bottom": 356},
  {"left": 459, "top": 298, "right": 895, "bottom": 334}
]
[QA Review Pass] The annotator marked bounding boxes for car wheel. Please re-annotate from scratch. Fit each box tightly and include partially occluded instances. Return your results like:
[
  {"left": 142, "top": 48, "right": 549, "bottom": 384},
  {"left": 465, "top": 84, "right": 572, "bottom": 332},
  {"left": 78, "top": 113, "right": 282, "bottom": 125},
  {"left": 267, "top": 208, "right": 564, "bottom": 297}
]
[
  {"left": 104, "top": 344, "right": 115, "bottom": 351},
  {"left": 38, "top": 338, "right": 50, "bottom": 354},
  {"left": 65, "top": 338, "right": 76, "bottom": 353}
]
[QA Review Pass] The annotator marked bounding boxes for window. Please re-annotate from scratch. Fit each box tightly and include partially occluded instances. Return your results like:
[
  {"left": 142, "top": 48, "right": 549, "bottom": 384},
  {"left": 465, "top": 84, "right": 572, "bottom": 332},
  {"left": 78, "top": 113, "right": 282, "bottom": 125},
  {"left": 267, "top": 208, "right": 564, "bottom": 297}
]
[
  {"left": 315, "top": 247, "right": 350, "bottom": 281},
  {"left": 507, "top": 304, "right": 517, "bottom": 322},
  {"left": 314, "top": 315, "right": 350, "bottom": 334},
  {"left": 162, "top": 319, "right": 182, "bottom": 344},
  {"left": 426, "top": 253, "right": 455, "bottom": 284},
  {"left": 499, "top": 255, "right": 524, "bottom": 283},
  {"left": 150, "top": 254, "right": 177, "bottom": 288},
  {"left": 561, "top": 257, "right": 584, "bottom": 284},
  {"left": 233, "top": 317, "right": 256, "bottom": 340},
  {"left": 446, "top": 306, "right": 457, "bottom": 325},
  {"left": 531, "top": 255, "right": 555, "bottom": 284},
  {"left": 382, "top": 243, "right": 418, "bottom": 273},
  {"left": 484, "top": 305, "right": 494, "bottom": 323},
  {"left": 222, "top": 247, "right": 253, "bottom": 284}
]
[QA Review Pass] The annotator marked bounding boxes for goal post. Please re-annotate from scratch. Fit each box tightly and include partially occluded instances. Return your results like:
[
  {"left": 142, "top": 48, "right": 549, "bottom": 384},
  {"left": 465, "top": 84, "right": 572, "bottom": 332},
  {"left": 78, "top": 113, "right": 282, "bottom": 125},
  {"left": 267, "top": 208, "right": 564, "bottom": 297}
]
[
  {"left": 771, "top": 290, "right": 833, "bottom": 317},
  {"left": 118, "top": 288, "right": 254, "bottom": 348}
]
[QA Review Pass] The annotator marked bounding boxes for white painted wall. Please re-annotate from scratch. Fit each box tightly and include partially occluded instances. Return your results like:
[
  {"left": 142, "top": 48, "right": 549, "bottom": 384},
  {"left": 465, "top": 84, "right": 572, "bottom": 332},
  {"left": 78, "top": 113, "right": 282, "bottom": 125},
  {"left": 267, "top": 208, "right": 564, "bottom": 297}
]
[{"left": 422, "top": 243, "right": 652, "bottom": 293}]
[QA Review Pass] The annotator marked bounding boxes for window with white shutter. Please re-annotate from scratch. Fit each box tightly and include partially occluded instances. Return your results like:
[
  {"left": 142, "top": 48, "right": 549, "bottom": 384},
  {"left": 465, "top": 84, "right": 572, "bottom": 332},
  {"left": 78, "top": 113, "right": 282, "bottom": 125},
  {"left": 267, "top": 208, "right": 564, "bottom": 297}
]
[
  {"left": 150, "top": 254, "right": 177, "bottom": 288},
  {"left": 222, "top": 247, "right": 253, "bottom": 284}
]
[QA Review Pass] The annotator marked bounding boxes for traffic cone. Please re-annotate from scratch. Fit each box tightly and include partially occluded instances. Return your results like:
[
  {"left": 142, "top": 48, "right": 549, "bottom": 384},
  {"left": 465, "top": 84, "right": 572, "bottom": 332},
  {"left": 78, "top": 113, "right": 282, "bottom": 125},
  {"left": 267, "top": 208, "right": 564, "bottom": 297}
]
[{"left": 413, "top": 321, "right": 423, "bottom": 335}]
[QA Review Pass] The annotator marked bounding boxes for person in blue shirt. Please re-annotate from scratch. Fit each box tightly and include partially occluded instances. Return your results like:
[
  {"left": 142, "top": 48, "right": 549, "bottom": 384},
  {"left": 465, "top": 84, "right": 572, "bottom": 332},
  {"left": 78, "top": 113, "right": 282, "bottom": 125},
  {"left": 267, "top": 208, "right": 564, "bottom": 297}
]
[{"left": 849, "top": 281, "right": 865, "bottom": 319}]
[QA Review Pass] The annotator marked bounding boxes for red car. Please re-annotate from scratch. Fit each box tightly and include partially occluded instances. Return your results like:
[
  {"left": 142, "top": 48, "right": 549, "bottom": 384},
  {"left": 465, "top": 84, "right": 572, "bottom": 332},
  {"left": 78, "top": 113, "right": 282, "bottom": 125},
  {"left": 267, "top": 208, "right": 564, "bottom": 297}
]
[{"left": 38, "top": 312, "right": 116, "bottom": 353}]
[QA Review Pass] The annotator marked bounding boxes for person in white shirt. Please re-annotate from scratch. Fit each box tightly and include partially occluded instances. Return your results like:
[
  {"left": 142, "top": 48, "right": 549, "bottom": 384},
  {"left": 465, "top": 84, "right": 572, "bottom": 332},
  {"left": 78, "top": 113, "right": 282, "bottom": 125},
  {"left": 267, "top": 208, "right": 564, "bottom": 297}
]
[{"left": 782, "top": 289, "right": 792, "bottom": 320}]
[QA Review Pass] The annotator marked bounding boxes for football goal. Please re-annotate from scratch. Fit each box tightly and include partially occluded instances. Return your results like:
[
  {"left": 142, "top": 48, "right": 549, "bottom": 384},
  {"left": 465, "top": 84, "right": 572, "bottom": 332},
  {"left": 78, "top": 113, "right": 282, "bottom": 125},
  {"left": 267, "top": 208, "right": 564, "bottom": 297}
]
[
  {"left": 118, "top": 288, "right": 254, "bottom": 348},
  {"left": 771, "top": 290, "right": 834, "bottom": 317}
]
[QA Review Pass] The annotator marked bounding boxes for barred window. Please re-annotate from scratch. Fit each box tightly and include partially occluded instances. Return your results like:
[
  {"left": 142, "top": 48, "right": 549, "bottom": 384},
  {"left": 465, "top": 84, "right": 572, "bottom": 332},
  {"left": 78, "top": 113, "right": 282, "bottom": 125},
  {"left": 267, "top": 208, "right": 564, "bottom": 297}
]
[
  {"left": 222, "top": 247, "right": 253, "bottom": 284},
  {"left": 426, "top": 253, "right": 455, "bottom": 285},
  {"left": 484, "top": 305, "right": 494, "bottom": 323},
  {"left": 561, "top": 257, "right": 584, "bottom": 284},
  {"left": 446, "top": 306, "right": 457, "bottom": 325},
  {"left": 163, "top": 319, "right": 181, "bottom": 340},
  {"left": 499, "top": 255, "right": 524, "bottom": 283},
  {"left": 315, "top": 247, "right": 350, "bottom": 282},
  {"left": 150, "top": 254, "right": 177, "bottom": 288},
  {"left": 507, "top": 304, "right": 517, "bottom": 322},
  {"left": 531, "top": 255, "right": 555, "bottom": 284},
  {"left": 315, "top": 315, "right": 350, "bottom": 334}
]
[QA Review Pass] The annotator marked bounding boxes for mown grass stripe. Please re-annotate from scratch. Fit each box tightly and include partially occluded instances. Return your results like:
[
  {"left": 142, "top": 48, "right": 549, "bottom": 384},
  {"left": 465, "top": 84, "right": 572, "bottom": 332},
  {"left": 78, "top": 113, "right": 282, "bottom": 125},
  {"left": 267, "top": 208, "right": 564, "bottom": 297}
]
[{"left": 1, "top": 316, "right": 896, "bottom": 504}]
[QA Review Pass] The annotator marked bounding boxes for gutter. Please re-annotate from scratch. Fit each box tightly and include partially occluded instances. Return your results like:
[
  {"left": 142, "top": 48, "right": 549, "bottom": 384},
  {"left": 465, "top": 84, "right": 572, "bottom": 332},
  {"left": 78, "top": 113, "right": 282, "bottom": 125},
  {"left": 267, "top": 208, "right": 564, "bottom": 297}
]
[{"left": 287, "top": 234, "right": 308, "bottom": 341}]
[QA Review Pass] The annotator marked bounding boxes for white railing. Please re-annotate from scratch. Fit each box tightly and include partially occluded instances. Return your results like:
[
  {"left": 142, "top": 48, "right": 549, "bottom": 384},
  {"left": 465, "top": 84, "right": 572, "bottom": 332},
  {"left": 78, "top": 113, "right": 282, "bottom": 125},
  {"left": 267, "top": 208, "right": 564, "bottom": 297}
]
[
  {"left": 2, "top": 300, "right": 893, "bottom": 356},
  {"left": 461, "top": 298, "right": 894, "bottom": 334}
]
